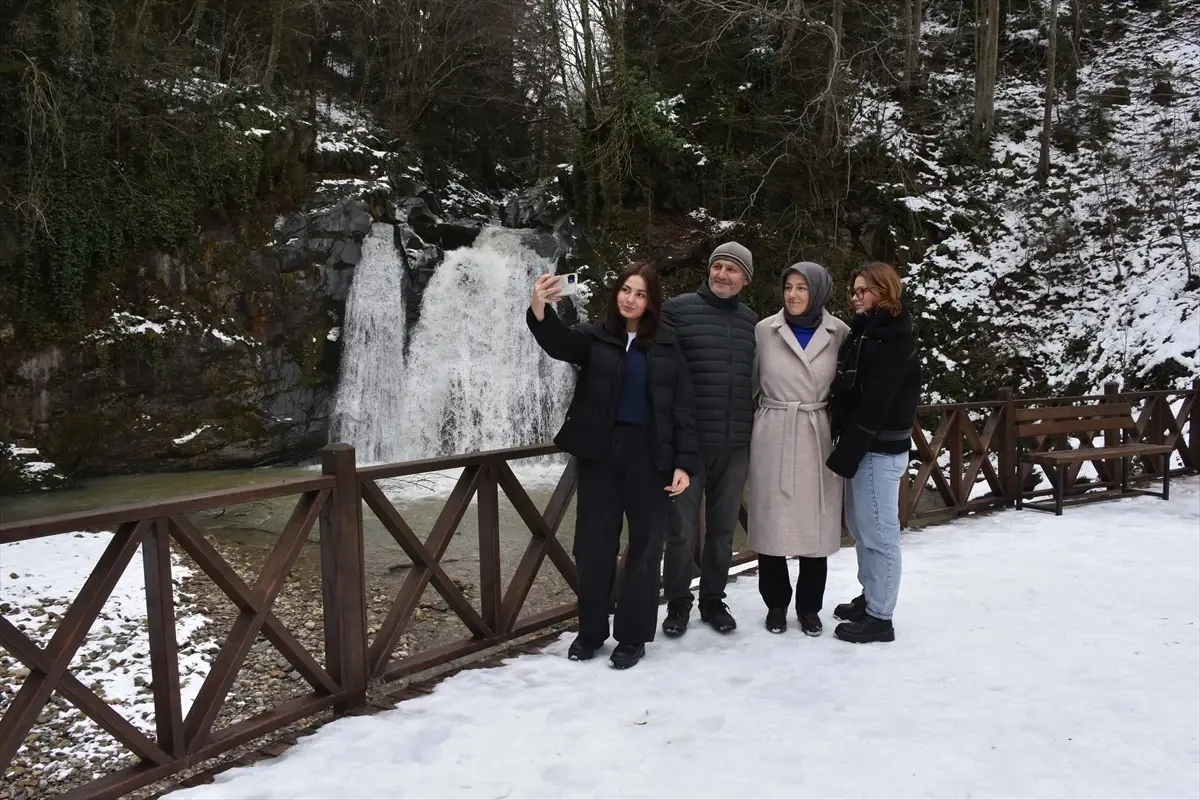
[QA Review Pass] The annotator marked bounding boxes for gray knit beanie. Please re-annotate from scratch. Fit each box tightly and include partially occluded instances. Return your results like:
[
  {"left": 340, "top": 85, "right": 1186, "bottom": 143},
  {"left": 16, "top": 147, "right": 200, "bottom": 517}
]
[{"left": 708, "top": 242, "right": 753, "bottom": 281}]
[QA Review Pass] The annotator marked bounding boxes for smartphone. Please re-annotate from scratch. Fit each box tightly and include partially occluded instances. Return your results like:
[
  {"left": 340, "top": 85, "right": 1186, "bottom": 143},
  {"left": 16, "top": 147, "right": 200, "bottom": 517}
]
[{"left": 557, "top": 272, "right": 580, "bottom": 296}]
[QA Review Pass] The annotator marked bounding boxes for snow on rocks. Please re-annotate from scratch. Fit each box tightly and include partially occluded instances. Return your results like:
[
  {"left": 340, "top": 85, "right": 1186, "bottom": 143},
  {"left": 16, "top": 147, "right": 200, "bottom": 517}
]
[
  {"left": 0, "top": 444, "right": 71, "bottom": 493},
  {"left": 87, "top": 303, "right": 254, "bottom": 350}
]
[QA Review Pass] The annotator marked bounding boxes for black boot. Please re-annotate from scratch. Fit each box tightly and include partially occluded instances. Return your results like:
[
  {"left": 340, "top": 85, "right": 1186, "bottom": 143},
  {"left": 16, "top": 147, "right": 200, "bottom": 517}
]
[
  {"left": 662, "top": 600, "right": 691, "bottom": 637},
  {"left": 609, "top": 642, "right": 645, "bottom": 669},
  {"left": 568, "top": 636, "right": 600, "bottom": 661},
  {"left": 833, "top": 594, "right": 867, "bottom": 623},
  {"left": 699, "top": 600, "right": 737, "bottom": 633},
  {"left": 834, "top": 613, "right": 895, "bottom": 643},
  {"left": 765, "top": 608, "right": 787, "bottom": 634},
  {"left": 798, "top": 612, "right": 823, "bottom": 637}
]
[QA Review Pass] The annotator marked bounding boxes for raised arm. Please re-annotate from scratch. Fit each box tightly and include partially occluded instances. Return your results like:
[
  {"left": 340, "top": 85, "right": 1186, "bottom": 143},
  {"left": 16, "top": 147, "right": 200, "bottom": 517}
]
[{"left": 526, "top": 274, "right": 591, "bottom": 365}]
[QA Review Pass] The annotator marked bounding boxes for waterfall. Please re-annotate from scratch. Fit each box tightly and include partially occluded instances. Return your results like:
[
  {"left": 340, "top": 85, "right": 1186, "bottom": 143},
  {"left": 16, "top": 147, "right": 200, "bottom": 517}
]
[
  {"left": 332, "top": 224, "right": 578, "bottom": 467},
  {"left": 329, "top": 223, "right": 408, "bottom": 464}
]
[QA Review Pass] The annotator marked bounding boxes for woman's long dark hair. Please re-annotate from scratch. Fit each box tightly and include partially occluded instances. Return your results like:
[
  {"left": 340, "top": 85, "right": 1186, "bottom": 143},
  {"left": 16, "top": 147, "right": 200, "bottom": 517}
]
[{"left": 603, "top": 262, "right": 663, "bottom": 348}]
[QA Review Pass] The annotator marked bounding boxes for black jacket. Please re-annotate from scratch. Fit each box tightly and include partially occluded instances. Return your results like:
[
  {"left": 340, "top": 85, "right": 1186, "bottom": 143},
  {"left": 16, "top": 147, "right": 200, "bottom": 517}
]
[
  {"left": 826, "top": 305, "right": 922, "bottom": 479},
  {"left": 661, "top": 283, "right": 758, "bottom": 450},
  {"left": 525, "top": 306, "right": 701, "bottom": 477}
]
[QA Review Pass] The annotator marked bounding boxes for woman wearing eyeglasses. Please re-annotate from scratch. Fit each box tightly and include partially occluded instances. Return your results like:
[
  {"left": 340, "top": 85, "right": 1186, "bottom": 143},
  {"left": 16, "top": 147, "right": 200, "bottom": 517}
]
[{"left": 826, "top": 262, "right": 921, "bottom": 644}]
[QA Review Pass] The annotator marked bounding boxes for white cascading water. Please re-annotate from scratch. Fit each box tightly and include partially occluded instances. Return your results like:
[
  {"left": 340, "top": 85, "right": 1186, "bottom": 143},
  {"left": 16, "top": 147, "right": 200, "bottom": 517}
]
[
  {"left": 331, "top": 224, "right": 577, "bottom": 466},
  {"left": 391, "top": 227, "right": 576, "bottom": 461},
  {"left": 329, "top": 223, "right": 408, "bottom": 463}
]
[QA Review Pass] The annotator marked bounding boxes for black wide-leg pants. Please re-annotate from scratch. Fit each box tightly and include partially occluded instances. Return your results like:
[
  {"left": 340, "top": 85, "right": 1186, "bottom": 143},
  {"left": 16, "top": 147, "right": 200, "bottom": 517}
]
[
  {"left": 757, "top": 554, "right": 828, "bottom": 614},
  {"left": 573, "top": 424, "right": 671, "bottom": 646}
]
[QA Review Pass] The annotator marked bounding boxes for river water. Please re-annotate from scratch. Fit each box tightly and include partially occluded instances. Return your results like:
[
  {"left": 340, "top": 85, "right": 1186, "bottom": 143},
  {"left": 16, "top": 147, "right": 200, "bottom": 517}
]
[{"left": 0, "top": 462, "right": 586, "bottom": 587}]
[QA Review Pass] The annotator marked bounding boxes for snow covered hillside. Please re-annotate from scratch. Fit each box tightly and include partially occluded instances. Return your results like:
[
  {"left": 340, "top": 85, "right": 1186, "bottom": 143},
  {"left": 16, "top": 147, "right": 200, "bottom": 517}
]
[{"left": 873, "top": 0, "right": 1200, "bottom": 399}]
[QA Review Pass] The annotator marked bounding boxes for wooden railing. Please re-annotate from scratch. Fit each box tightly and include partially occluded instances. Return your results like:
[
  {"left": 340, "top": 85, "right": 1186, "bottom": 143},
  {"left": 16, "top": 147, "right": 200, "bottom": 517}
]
[
  {"left": 0, "top": 476, "right": 345, "bottom": 800},
  {"left": 1, "top": 381, "right": 1196, "bottom": 798},
  {"left": 900, "top": 381, "right": 1198, "bottom": 526}
]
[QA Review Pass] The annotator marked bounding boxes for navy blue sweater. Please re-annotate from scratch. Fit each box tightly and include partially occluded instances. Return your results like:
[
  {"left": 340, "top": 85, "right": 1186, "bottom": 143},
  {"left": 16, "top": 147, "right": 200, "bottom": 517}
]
[{"left": 615, "top": 336, "right": 651, "bottom": 425}]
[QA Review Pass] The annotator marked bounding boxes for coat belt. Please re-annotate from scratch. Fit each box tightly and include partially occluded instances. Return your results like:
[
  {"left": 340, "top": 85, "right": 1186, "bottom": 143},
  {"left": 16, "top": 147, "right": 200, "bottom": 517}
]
[{"left": 758, "top": 396, "right": 829, "bottom": 511}]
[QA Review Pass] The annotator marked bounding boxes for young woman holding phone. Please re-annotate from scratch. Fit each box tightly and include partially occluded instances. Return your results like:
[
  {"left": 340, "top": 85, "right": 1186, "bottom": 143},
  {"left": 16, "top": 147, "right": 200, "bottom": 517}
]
[{"left": 526, "top": 264, "right": 699, "bottom": 669}]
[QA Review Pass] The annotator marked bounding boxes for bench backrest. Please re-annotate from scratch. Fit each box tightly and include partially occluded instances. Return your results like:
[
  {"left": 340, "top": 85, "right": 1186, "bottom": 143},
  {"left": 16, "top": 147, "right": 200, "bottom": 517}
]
[{"left": 1015, "top": 403, "right": 1136, "bottom": 442}]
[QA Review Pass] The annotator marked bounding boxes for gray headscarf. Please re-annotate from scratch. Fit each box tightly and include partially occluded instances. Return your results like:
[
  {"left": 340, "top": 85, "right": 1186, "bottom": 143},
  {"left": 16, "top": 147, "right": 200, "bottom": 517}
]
[{"left": 780, "top": 261, "right": 833, "bottom": 329}]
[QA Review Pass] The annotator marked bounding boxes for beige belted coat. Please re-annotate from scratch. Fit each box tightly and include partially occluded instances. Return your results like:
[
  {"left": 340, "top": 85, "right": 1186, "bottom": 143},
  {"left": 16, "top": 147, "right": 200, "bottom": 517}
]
[{"left": 747, "top": 309, "right": 850, "bottom": 557}]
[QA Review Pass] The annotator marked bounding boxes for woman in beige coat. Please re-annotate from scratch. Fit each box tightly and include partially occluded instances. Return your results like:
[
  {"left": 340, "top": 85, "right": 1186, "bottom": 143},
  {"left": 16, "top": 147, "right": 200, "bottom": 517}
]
[{"left": 748, "top": 261, "right": 849, "bottom": 636}]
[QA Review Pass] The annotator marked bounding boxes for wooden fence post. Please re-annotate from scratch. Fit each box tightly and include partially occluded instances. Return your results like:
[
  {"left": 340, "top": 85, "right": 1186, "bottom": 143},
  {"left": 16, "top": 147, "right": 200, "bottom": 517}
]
[
  {"left": 1191, "top": 377, "right": 1200, "bottom": 473},
  {"left": 320, "top": 443, "right": 367, "bottom": 711},
  {"left": 997, "top": 387, "right": 1016, "bottom": 506},
  {"left": 477, "top": 461, "right": 502, "bottom": 634},
  {"left": 949, "top": 409, "right": 964, "bottom": 515},
  {"left": 143, "top": 517, "right": 184, "bottom": 757},
  {"left": 1103, "top": 381, "right": 1122, "bottom": 486}
]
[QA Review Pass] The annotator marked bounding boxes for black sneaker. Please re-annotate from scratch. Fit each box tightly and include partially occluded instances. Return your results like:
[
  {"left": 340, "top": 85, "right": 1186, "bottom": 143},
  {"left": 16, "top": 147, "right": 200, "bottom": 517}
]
[
  {"left": 609, "top": 642, "right": 645, "bottom": 669},
  {"left": 798, "top": 612, "right": 822, "bottom": 636},
  {"left": 662, "top": 600, "right": 691, "bottom": 637},
  {"left": 568, "top": 636, "right": 600, "bottom": 661},
  {"left": 834, "top": 613, "right": 895, "bottom": 643},
  {"left": 699, "top": 601, "right": 737, "bottom": 633},
  {"left": 833, "top": 594, "right": 867, "bottom": 623},
  {"left": 765, "top": 608, "right": 787, "bottom": 634}
]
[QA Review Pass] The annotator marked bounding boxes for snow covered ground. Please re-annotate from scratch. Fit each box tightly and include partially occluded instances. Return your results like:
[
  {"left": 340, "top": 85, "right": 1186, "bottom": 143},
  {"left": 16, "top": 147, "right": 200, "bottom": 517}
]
[{"left": 165, "top": 479, "right": 1200, "bottom": 800}]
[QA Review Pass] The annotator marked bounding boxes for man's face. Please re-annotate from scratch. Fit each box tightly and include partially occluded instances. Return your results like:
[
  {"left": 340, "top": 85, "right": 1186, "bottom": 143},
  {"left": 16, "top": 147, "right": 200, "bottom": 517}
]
[{"left": 708, "top": 259, "right": 749, "bottom": 299}]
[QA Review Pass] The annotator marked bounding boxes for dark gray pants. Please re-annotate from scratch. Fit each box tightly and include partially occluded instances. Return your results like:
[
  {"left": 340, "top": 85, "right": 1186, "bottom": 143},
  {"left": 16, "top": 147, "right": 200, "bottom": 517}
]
[{"left": 662, "top": 446, "right": 750, "bottom": 606}]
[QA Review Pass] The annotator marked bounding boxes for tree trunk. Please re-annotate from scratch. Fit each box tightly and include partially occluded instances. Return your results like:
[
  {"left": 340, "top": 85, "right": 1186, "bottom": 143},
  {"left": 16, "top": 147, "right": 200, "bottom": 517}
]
[
  {"left": 262, "top": 0, "right": 286, "bottom": 94},
  {"left": 973, "top": 0, "right": 1001, "bottom": 147},
  {"left": 579, "top": 0, "right": 599, "bottom": 123},
  {"left": 821, "top": 0, "right": 844, "bottom": 148},
  {"left": 185, "top": 0, "right": 208, "bottom": 42},
  {"left": 1036, "top": 0, "right": 1059, "bottom": 184},
  {"left": 904, "top": 0, "right": 922, "bottom": 92},
  {"left": 547, "top": 0, "right": 572, "bottom": 118},
  {"left": 132, "top": 0, "right": 156, "bottom": 48}
]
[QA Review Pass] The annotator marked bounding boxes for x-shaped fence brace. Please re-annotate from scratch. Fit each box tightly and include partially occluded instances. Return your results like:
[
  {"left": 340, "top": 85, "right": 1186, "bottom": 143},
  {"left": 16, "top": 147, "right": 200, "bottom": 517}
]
[
  {"left": 908, "top": 404, "right": 1006, "bottom": 518},
  {"left": 361, "top": 459, "right": 580, "bottom": 681},
  {"left": 0, "top": 489, "right": 334, "bottom": 773}
]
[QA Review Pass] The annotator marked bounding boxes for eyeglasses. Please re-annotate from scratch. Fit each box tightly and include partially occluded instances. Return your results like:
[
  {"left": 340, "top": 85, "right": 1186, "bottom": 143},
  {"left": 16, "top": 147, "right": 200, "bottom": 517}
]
[{"left": 848, "top": 287, "right": 875, "bottom": 299}]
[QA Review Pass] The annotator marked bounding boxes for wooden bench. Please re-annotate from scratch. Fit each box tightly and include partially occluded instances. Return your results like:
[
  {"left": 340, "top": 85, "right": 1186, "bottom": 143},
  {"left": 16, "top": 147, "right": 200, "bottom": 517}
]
[{"left": 1014, "top": 402, "right": 1174, "bottom": 515}]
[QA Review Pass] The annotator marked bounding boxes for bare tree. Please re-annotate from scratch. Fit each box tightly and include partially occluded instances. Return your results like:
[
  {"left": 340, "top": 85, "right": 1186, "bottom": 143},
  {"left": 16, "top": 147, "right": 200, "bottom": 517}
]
[
  {"left": 904, "top": 0, "right": 922, "bottom": 93},
  {"left": 973, "top": 0, "right": 1001, "bottom": 146},
  {"left": 261, "top": 0, "right": 287, "bottom": 93},
  {"left": 1036, "top": 0, "right": 1059, "bottom": 184},
  {"left": 821, "top": 0, "right": 844, "bottom": 148}
]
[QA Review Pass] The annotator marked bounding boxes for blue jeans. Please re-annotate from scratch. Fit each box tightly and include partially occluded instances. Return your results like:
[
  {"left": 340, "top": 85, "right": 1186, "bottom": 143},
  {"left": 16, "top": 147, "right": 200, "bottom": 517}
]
[{"left": 844, "top": 451, "right": 907, "bottom": 620}]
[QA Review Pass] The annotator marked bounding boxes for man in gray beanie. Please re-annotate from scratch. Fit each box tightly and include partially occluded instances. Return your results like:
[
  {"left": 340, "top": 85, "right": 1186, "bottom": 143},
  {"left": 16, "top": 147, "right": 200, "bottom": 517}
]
[{"left": 660, "top": 241, "right": 758, "bottom": 636}]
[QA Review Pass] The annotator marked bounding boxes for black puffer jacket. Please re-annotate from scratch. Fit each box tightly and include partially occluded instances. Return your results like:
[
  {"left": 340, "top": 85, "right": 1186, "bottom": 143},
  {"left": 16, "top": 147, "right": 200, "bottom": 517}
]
[
  {"left": 526, "top": 306, "right": 701, "bottom": 477},
  {"left": 826, "top": 305, "right": 922, "bottom": 479},
  {"left": 662, "top": 283, "right": 758, "bottom": 450}
]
